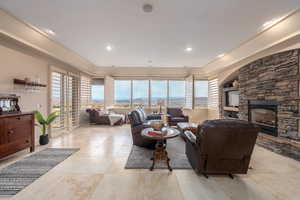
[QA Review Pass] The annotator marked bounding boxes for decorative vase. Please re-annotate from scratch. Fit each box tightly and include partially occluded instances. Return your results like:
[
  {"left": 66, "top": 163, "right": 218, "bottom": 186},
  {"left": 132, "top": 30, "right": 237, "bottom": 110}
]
[
  {"left": 39, "top": 135, "right": 49, "bottom": 145},
  {"left": 150, "top": 120, "right": 164, "bottom": 131},
  {"left": 233, "top": 80, "right": 239, "bottom": 88}
]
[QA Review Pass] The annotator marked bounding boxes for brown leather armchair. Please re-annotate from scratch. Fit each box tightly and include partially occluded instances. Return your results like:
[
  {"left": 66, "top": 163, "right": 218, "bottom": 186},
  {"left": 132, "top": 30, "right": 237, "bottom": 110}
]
[
  {"left": 128, "top": 110, "right": 156, "bottom": 149},
  {"left": 167, "top": 108, "right": 189, "bottom": 126},
  {"left": 184, "top": 119, "right": 259, "bottom": 178}
]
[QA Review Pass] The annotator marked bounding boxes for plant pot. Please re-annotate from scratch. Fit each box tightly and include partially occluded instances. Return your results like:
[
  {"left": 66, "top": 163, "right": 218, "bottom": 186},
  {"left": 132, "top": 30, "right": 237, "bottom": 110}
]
[{"left": 39, "top": 135, "right": 49, "bottom": 145}]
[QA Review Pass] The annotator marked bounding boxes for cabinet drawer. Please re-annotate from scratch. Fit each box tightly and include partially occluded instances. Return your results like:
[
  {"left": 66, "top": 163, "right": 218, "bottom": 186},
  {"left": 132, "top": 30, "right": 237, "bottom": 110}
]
[
  {"left": 5, "top": 115, "right": 32, "bottom": 123},
  {"left": 5, "top": 116, "right": 32, "bottom": 143},
  {"left": 0, "top": 119, "right": 5, "bottom": 145}
]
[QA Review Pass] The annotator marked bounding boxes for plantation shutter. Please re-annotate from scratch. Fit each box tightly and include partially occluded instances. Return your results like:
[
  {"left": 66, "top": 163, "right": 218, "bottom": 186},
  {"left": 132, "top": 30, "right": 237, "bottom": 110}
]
[
  {"left": 208, "top": 79, "right": 219, "bottom": 109},
  {"left": 185, "top": 75, "right": 194, "bottom": 109},
  {"left": 68, "top": 74, "right": 80, "bottom": 128},
  {"left": 51, "top": 70, "right": 80, "bottom": 133},
  {"left": 51, "top": 71, "right": 67, "bottom": 131},
  {"left": 80, "top": 76, "right": 91, "bottom": 109}
]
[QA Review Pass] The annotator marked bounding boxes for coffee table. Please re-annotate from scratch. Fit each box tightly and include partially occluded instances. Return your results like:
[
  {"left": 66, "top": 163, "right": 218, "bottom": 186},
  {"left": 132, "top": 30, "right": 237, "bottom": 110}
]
[{"left": 141, "top": 127, "right": 180, "bottom": 171}]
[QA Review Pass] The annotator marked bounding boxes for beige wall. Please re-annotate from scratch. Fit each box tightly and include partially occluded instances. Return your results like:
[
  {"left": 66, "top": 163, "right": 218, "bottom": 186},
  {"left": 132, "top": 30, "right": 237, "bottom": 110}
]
[
  {"left": 207, "top": 109, "right": 219, "bottom": 120},
  {"left": 0, "top": 44, "right": 48, "bottom": 144},
  {"left": 104, "top": 76, "right": 114, "bottom": 108}
]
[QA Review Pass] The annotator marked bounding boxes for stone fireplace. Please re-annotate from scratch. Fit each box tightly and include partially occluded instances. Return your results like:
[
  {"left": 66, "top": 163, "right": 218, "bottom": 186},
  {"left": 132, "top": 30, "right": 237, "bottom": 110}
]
[
  {"left": 220, "top": 49, "right": 300, "bottom": 161},
  {"left": 248, "top": 100, "right": 278, "bottom": 137}
]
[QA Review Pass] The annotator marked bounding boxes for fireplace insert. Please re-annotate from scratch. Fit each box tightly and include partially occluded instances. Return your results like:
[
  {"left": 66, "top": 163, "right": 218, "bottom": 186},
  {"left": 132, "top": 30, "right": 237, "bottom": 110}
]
[{"left": 248, "top": 100, "right": 278, "bottom": 137}]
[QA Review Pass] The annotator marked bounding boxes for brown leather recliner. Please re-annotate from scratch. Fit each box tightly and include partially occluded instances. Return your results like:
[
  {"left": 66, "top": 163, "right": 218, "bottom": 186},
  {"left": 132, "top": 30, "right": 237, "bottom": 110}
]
[
  {"left": 128, "top": 110, "right": 156, "bottom": 149},
  {"left": 184, "top": 119, "right": 259, "bottom": 178},
  {"left": 167, "top": 107, "right": 189, "bottom": 126}
]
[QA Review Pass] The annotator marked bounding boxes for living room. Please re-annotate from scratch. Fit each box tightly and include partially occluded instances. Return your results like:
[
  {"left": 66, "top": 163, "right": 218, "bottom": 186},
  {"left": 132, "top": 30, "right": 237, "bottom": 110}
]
[{"left": 0, "top": 1, "right": 300, "bottom": 200}]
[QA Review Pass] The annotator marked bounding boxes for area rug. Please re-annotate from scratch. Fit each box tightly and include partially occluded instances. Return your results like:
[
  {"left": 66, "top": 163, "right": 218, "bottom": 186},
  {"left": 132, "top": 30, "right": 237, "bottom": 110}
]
[
  {"left": 0, "top": 148, "right": 79, "bottom": 195},
  {"left": 125, "top": 137, "right": 192, "bottom": 169}
]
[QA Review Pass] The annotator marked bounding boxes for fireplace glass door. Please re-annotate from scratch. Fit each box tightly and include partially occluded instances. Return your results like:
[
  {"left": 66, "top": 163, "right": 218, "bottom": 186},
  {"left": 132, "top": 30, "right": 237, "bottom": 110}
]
[{"left": 250, "top": 109, "right": 276, "bottom": 127}]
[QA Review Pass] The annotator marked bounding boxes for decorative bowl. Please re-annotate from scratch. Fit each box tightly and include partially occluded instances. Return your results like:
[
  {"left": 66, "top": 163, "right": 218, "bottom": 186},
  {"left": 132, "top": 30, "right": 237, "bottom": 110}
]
[{"left": 150, "top": 120, "right": 164, "bottom": 131}]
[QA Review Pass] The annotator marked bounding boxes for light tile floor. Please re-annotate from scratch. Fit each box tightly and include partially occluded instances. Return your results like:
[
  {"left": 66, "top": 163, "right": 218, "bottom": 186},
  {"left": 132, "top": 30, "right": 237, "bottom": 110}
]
[{"left": 0, "top": 125, "right": 299, "bottom": 200}]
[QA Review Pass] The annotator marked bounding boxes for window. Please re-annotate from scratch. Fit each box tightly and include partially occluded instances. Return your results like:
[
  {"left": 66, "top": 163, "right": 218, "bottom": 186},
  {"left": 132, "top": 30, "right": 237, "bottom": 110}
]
[
  {"left": 151, "top": 80, "right": 167, "bottom": 107},
  {"left": 114, "top": 80, "right": 131, "bottom": 107},
  {"left": 132, "top": 80, "right": 149, "bottom": 107},
  {"left": 194, "top": 80, "right": 208, "bottom": 107},
  {"left": 168, "top": 80, "right": 185, "bottom": 107},
  {"left": 51, "top": 72, "right": 66, "bottom": 130},
  {"left": 51, "top": 71, "right": 80, "bottom": 132},
  {"left": 91, "top": 85, "right": 104, "bottom": 106}
]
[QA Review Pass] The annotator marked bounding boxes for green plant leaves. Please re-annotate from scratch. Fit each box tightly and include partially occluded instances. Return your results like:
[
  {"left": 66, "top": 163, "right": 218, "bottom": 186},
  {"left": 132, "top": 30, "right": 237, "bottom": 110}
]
[
  {"left": 35, "top": 111, "right": 46, "bottom": 125},
  {"left": 46, "top": 111, "right": 58, "bottom": 125},
  {"left": 35, "top": 111, "right": 58, "bottom": 126}
]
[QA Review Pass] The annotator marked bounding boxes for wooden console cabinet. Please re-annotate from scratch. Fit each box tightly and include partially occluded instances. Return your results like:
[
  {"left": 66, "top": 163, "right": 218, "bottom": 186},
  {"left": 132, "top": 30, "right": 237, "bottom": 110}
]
[{"left": 0, "top": 112, "right": 35, "bottom": 158}]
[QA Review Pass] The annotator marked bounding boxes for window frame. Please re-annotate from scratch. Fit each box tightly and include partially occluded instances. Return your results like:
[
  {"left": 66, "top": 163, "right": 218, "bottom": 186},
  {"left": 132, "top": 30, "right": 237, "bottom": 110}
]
[
  {"left": 114, "top": 80, "right": 132, "bottom": 108},
  {"left": 194, "top": 80, "right": 209, "bottom": 108},
  {"left": 113, "top": 78, "right": 209, "bottom": 109}
]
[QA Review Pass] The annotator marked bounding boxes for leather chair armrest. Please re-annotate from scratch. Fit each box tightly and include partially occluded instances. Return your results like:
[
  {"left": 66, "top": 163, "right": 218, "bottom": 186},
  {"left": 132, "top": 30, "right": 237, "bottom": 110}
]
[
  {"left": 184, "top": 131, "right": 197, "bottom": 145},
  {"left": 132, "top": 124, "right": 144, "bottom": 134}
]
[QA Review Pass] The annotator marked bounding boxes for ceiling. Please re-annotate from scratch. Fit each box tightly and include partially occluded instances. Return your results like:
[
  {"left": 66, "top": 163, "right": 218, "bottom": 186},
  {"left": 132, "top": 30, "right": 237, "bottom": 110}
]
[{"left": 0, "top": 0, "right": 300, "bottom": 68}]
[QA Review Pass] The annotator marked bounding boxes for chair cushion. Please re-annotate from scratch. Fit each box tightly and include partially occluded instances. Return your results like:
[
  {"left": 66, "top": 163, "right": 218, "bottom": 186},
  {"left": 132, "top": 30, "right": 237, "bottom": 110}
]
[
  {"left": 135, "top": 108, "right": 145, "bottom": 122},
  {"left": 167, "top": 108, "right": 183, "bottom": 117},
  {"left": 172, "top": 117, "right": 185, "bottom": 121},
  {"left": 139, "top": 108, "right": 147, "bottom": 122}
]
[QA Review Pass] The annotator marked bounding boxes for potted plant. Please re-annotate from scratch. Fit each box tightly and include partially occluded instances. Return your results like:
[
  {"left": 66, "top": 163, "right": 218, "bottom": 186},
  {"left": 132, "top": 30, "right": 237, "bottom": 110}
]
[{"left": 35, "top": 111, "right": 58, "bottom": 145}]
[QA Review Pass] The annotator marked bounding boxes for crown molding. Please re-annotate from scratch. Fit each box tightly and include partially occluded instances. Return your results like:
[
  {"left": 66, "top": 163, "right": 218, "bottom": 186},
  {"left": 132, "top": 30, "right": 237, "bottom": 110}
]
[
  {"left": 202, "top": 8, "right": 300, "bottom": 77},
  {"left": 0, "top": 8, "right": 96, "bottom": 75}
]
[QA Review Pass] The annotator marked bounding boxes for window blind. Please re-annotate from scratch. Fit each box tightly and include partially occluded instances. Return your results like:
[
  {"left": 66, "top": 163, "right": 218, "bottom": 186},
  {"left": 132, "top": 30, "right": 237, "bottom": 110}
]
[
  {"left": 80, "top": 76, "right": 91, "bottom": 108},
  {"left": 51, "top": 71, "right": 67, "bottom": 131},
  {"left": 68, "top": 75, "right": 80, "bottom": 128},
  {"left": 51, "top": 71, "right": 80, "bottom": 132},
  {"left": 208, "top": 79, "right": 219, "bottom": 109}
]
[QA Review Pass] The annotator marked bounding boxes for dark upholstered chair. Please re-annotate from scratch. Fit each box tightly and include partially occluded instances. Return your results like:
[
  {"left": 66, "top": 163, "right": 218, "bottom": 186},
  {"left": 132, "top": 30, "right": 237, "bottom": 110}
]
[
  {"left": 167, "top": 107, "right": 189, "bottom": 126},
  {"left": 184, "top": 119, "right": 259, "bottom": 178},
  {"left": 128, "top": 110, "right": 157, "bottom": 149}
]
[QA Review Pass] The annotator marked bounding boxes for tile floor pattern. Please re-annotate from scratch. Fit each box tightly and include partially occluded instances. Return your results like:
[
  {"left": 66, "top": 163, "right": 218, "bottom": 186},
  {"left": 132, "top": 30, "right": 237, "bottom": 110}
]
[{"left": 0, "top": 125, "right": 299, "bottom": 200}]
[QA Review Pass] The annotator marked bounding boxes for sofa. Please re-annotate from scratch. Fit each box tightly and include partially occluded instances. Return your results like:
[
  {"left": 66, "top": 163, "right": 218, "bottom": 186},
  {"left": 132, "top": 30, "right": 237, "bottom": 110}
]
[
  {"left": 184, "top": 119, "right": 259, "bottom": 178},
  {"left": 128, "top": 108, "right": 161, "bottom": 149},
  {"left": 86, "top": 108, "right": 124, "bottom": 125},
  {"left": 167, "top": 107, "right": 189, "bottom": 126}
]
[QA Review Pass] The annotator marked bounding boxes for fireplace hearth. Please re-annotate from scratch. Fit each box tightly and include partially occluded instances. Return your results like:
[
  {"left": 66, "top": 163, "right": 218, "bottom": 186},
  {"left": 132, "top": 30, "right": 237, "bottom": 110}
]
[{"left": 248, "top": 100, "right": 278, "bottom": 137}]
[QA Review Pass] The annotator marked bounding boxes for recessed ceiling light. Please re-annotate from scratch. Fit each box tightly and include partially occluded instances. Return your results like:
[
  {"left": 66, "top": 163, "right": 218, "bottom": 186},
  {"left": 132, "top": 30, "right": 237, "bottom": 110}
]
[
  {"left": 218, "top": 53, "right": 225, "bottom": 58},
  {"left": 43, "top": 28, "right": 56, "bottom": 36},
  {"left": 185, "top": 47, "right": 193, "bottom": 52},
  {"left": 106, "top": 45, "right": 113, "bottom": 52},
  {"left": 143, "top": 4, "right": 153, "bottom": 13},
  {"left": 262, "top": 16, "right": 285, "bottom": 29}
]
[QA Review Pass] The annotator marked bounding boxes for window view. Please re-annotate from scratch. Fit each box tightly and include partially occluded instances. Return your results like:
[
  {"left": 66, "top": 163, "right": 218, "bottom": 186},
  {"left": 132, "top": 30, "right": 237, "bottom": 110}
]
[
  {"left": 194, "top": 80, "right": 208, "bottom": 107},
  {"left": 91, "top": 85, "right": 104, "bottom": 106},
  {"left": 151, "top": 80, "right": 167, "bottom": 108},
  {"left": 114, "top": 80, "right": 131, "bottom": 107},
  {"left": 168, "top": 80, "right": 186, "bottom": 107},
  {"left": 132, "top": 80, "right": 149, "bottom": 107},
  {"left": 113, "top": 79, "right": 208, "bottom": 108}
]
